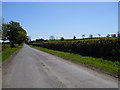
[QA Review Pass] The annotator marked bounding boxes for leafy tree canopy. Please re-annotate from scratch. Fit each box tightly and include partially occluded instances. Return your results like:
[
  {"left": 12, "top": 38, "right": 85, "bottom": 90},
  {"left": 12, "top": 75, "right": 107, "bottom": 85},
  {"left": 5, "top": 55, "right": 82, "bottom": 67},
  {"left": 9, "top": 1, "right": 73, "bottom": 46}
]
[{"left": 2, "top": 21, "right": 27, "bottom": 47}]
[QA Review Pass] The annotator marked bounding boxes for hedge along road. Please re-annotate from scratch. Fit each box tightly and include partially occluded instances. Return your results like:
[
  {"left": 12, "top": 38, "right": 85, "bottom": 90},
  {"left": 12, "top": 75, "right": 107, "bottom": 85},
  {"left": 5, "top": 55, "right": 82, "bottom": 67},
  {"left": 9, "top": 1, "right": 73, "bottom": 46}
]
[{"left": 3, "top": 44, "right": 118, "bottom": 88}]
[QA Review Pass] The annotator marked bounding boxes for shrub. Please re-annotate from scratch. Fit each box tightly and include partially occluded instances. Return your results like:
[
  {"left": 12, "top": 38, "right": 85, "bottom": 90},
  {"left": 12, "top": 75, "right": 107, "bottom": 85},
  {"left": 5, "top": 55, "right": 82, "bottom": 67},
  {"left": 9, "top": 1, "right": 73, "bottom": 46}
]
[{"left": 30, "top": 38, "right": 120, "bottom": 61}]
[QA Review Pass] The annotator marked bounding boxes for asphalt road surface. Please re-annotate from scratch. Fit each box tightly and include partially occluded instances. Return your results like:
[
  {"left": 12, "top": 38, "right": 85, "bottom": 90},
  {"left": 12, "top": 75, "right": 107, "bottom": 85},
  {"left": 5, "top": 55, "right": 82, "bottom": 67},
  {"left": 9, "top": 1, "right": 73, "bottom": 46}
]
[{"left": 3, "top": 44, "right": 118, "bottom": 88}]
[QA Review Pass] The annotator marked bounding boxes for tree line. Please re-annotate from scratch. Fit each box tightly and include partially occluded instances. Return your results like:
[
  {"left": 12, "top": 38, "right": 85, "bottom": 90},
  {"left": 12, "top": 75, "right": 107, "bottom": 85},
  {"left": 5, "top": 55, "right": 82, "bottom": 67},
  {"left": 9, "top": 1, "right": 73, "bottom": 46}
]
[
  {"left": 49, "top": 33, "right": 119, "bottom": 41},
  {"left": 2, "top": 21, "right": 28, "bottom": 48}
]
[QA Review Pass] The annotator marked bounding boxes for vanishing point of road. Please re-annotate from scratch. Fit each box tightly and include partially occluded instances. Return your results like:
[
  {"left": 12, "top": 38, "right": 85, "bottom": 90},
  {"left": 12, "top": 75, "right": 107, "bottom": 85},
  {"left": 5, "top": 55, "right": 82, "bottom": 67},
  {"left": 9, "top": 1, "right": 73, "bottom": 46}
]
[{"left": 3, "top": 44, "right": 118, "bottom": 88}]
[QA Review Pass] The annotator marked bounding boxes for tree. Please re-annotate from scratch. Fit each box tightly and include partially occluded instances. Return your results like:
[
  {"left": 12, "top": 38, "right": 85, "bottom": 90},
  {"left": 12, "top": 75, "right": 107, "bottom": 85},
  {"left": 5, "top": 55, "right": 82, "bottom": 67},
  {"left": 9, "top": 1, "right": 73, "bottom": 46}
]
[
  {"left": 0, "top": 21, "right": 2, "bottom": 40},
  {"left": 82, "top": 35, "right": 85, "bottom": 39},
  {"left": 89, "top": 34, "right": 93, "bottom": 38},
  {"left": 2, "top": 21, "right": 27, "bottom": 47},
  {"left": 2, "top": 23, "right": 8, "bottom": 42},
  {"left": 117, "top": 31, "right": 120, "bottom": 37},
  {"left": 16, "top": 28, "right": 27, "bottom": 45},
  {"left": 60, "top": 37, "right": 64, "bottom": 41},
  {"left": 49, "top": 36, "right": 55, "bottom": 40},
  {"left": 73, "top": 36, "right": 76, "bottom": 40},
  {"left": 98, "top": 34, "right": 101, "bottom": 38},
  {"left": 106, "top": 34, "right": 110, "bottom": 37},
  {"left": 111, "top": 34, "right": 116, "bottom": 37},
  {"left": 35, "top": 38, "right": 46, "bottom": 43},
  {"left": 26, "top": 36, "right": 31, "bottom": 43}
]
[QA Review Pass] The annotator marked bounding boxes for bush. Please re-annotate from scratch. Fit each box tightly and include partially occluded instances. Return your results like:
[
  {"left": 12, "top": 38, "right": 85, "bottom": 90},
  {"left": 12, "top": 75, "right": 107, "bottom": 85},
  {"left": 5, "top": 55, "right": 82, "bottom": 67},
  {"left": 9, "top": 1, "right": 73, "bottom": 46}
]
[{"left": 30, "top": 38, "right": 120, "bottom": 61}]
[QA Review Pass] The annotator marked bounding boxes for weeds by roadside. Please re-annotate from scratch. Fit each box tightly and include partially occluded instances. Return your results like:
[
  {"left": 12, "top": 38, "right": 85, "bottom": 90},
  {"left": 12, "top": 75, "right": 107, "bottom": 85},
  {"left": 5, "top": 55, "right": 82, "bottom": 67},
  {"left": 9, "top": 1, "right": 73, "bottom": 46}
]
[{"left": 0, "top": 44, "right": 22, "bottom": 62}]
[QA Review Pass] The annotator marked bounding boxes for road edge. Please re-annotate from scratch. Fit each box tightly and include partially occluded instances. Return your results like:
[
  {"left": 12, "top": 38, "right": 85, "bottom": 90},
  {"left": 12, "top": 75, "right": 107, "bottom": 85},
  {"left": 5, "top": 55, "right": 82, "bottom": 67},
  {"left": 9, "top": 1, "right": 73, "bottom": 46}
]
[
  {"left": 30, "top": 46, "right": 119, "bottom": 81},
  {"left": 2, "top": 48, "right": 22, "bottom": 69}
]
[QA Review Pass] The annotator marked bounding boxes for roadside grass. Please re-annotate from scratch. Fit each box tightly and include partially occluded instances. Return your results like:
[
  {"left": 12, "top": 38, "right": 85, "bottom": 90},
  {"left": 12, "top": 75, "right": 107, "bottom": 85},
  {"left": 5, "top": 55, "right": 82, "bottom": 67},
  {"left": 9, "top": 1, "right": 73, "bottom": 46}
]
[
  {"left": 0, "top": 45, "right": 22, "bottom": 62},
  {"left": 30, "top": 45, "right": 119, "bottom": 77}
]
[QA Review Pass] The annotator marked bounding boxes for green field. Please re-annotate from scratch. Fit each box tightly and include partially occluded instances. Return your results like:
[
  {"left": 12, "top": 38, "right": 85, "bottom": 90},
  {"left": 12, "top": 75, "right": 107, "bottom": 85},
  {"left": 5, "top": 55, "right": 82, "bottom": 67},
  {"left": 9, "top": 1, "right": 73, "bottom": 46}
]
[{"left": 30, "top": 45, "right": 119, "bottom": 77}]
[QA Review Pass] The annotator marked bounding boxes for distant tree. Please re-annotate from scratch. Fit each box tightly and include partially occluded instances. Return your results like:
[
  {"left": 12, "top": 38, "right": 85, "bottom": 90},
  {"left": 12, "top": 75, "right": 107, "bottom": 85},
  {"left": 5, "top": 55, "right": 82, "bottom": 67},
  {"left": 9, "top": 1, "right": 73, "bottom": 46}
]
[
  {"left": 29, "top": 41, "right": 35, "bottom": 44},
  {"left": 117, "top": 31, "right": 120, "bottom": 37},
  {"left": 35, "top": 38, "right": 46, "bottom": 42},
  {"left": 49, "top": 36, "right": 55, "bottom": 40},
  {"left": 89, "top": 34, "right": 93, "bottom": 38},
  {"left": 73, "top": 36, "right": 76, "bottom": 40},
  {"left": 60, "top": 37, "right": 64, "bottom": 41},
  {"left": 98, "top": 34, "right": 101, "bottom": 38},
  {"left": 106, "top": 34, "right": 110, "bottom": 37},
  {"left": 111, "top": 34, "right": 116, "bottom": 37},
  {"left": 82, "top": 35, "right": 85, "bottom": 39}
]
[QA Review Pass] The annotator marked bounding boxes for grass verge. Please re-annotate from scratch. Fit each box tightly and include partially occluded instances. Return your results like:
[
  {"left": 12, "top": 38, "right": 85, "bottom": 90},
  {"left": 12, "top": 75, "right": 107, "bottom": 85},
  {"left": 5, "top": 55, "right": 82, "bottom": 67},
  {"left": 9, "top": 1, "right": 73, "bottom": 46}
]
[
  {"left": 0, "top": 46, "right": 22, "bottom": 62},
  {"left": 30, "top": 45, "right": 119, "bottom": 77}
]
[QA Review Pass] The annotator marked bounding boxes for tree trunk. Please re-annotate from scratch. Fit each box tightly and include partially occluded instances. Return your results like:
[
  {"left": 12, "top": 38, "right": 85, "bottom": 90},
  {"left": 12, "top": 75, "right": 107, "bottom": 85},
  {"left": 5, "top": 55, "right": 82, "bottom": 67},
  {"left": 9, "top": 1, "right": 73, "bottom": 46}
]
[{"left": 10, "top": 42, "right": 15, "bottom": 48}]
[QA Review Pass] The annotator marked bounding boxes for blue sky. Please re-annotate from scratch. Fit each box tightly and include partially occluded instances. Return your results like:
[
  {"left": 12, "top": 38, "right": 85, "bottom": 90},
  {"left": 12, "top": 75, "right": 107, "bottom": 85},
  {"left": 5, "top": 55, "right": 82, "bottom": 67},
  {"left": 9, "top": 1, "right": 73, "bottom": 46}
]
[{"left": 3, "top": 2, "right": 118, "bottom": 40}]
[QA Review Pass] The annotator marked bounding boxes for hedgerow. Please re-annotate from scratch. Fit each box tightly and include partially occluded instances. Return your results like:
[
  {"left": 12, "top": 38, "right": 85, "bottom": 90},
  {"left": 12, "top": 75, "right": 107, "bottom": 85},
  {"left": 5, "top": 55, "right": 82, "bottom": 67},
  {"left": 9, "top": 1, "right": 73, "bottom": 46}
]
[{"left": 30, "top": 38, "right": 120, "bottom": 61}]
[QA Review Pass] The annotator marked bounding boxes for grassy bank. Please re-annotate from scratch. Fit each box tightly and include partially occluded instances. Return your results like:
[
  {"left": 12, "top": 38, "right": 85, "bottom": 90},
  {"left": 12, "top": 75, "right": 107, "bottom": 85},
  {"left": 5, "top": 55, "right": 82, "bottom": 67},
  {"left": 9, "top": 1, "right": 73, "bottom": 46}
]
[
  {"left": 0, "top": 45, "right": 22, "bottom": 62},
  {"left": 30, "top": 45, "right": 119, "bottom": 77}
]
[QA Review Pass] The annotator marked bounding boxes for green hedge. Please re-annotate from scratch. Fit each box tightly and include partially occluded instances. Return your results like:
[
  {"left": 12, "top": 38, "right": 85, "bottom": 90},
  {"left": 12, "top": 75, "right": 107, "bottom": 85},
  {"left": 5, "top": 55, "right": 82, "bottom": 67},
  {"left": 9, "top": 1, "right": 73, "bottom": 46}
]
[{"left": 30, "top": 38, "right": 120, "bottom": 61}]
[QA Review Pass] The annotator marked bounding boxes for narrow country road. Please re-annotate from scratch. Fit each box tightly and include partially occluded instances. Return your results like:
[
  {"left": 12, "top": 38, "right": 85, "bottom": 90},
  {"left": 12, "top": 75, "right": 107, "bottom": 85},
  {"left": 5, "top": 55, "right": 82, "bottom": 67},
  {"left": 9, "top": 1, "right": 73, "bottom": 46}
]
[{"left": 3, "top": 44, "right": 118, "bottom": 88}]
